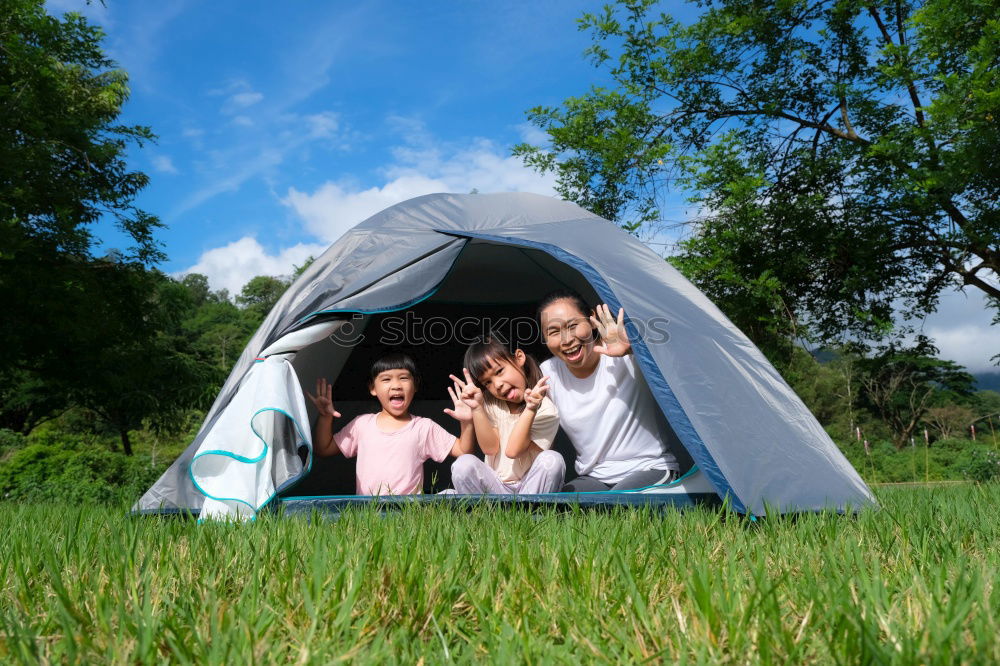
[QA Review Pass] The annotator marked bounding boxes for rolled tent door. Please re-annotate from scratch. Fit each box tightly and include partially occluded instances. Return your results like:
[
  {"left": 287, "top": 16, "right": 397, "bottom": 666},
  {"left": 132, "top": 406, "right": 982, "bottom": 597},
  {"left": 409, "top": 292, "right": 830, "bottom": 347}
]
[{"left": 189, "top": 356, "right": 311, "bottom": 520}]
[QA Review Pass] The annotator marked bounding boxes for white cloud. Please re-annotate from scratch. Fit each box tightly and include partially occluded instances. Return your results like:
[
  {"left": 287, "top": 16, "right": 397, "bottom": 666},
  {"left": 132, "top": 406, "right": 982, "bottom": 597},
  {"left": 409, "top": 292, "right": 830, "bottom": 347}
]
[
  {"left": 151, "top": 155, "right": 178, "bottom": 174},
  {"left": 211, "top": 79, "right": 266, "bottom": 115},
  {"left": 303, "top": 112, "right": 339, "bottom": 138},
  {"left": 179, "top": 236, "right": 327, "bottom": 296},
  {"left": 229, "top": 91, "right": 264, "bottom": 109},
  {"left": 174, "top": 111, "right": 342, "bottom": 216},
  {"left": 283, "top": 131, "right": 557, "bottom": 242},
  {"left": 232, "top": 115, "right": 254, "bottom": 127},
  {"left": 515, "top": 122, "right": 550, "bottom": 147},
  {"left": 284, "top": 175, "right": 450, "bottom": 242},
  {"left": 920, "top": 288, "right": 998, "bottom": 373}
]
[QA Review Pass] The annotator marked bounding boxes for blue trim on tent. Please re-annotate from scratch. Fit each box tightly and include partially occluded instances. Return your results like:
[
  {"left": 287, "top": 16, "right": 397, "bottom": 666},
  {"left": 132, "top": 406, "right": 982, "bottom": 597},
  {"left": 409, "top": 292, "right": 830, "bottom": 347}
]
[
  {"left": 434, "top": 229, "right": 744, "bottom": 512},
  {"left": 296, "top": 285, "right": 442, "bottom": 325}
]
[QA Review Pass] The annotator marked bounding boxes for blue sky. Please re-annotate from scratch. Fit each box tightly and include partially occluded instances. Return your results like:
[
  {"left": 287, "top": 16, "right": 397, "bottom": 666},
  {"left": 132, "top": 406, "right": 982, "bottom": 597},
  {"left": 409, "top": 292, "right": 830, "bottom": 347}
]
[{"left": 46, "top": 1, "right": 998, "bottom": 373}]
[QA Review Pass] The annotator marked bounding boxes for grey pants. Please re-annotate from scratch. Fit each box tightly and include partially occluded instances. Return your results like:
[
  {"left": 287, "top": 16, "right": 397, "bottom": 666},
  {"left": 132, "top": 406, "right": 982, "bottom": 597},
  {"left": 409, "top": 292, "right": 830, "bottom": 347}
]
[
  {"left": 561, "top": 467, "right": 678, "bottom": 492},
  {"left": 446, "top": 451, "right": 566, "bottom": 495}
]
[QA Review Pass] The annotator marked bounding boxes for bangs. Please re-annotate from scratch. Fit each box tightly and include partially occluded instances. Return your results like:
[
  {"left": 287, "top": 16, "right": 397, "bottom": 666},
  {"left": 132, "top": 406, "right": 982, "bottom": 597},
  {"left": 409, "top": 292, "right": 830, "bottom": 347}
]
[
  {"left": 464, "top": 341, "right": 516, "bottom": 389},
  {"left": 369, "top": 352, "right": 420, "bottom": 387}
]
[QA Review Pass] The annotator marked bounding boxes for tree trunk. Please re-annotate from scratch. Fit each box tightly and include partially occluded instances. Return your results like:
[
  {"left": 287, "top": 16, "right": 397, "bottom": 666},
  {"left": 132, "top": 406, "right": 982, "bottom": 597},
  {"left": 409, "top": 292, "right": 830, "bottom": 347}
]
[{"left": 120, "top": 429, "right": 133, "bottom": 456}]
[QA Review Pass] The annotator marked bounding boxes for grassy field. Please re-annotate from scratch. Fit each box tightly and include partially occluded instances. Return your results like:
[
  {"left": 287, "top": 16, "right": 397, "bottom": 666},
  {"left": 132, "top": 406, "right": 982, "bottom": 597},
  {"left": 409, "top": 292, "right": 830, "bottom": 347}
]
[{"left": 1, "top": 486, "right": 998, "bottom": 664}]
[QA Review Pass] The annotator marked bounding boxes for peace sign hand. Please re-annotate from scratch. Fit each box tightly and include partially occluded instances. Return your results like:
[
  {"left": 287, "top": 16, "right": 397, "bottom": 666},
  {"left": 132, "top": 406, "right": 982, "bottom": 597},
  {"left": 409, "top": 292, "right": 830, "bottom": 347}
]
[
  {"left": 590, "top": 303, "right": 631, "bottom": 357},
  {"left": 524, "top": 376, "right": 550, "bottom": 412},
  {"left": 449, "top": 368, "right": 485, "bottom": 411},
  {"left": 306, "top": 377, "right": 341, "bottom": 419}
]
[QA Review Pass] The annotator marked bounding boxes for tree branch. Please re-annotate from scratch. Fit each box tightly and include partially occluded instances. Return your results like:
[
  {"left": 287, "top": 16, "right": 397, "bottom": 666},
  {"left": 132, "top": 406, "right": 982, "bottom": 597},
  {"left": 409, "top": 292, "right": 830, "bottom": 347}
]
[
  {"left": 867, "top": 3, "right": 927, "bottom": 129},
  {"left": 693, "top": 107, "right": 871, "bottom": 145}
]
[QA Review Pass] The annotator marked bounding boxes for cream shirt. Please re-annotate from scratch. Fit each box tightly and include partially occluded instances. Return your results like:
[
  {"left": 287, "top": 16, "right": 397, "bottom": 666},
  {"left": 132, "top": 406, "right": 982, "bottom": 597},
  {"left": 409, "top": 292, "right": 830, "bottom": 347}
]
[{"left": 483, "top": 396, "right": 560, "bottom": 483}]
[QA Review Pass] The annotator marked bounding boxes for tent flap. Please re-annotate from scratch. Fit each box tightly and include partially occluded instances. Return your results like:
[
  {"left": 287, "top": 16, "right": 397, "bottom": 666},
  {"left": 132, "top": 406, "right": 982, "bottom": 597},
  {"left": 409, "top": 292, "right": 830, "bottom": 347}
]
[{"left": 189, "top": 356, "right": 311, "bottom": 520}]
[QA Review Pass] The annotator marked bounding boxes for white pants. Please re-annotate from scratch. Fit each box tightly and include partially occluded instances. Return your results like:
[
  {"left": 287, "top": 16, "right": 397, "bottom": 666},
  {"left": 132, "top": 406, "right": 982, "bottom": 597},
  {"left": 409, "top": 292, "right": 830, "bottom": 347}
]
[{"left": 447, "top": 451, "right": 565, "bottom": 495}]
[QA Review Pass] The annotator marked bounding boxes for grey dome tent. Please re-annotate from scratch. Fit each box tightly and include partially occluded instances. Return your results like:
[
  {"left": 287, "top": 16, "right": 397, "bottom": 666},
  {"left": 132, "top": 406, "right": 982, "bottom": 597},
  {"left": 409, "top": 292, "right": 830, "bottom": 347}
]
[{"left": 133, "top": 192, "right": 874, "bottom": 519}]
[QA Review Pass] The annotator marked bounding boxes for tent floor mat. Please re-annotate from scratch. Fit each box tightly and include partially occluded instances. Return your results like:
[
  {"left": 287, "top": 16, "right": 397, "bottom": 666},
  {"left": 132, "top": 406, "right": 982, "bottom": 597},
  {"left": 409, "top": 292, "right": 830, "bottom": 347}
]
[{"left": 274, "top": 491, "right": 722, "bottom": 519}]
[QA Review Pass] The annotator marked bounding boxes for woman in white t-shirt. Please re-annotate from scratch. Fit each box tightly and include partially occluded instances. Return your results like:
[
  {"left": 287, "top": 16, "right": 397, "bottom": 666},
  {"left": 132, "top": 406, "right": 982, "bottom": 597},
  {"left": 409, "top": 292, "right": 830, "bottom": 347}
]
[{"left": 537, "top": 290, "right": 680, "bottom": 491}]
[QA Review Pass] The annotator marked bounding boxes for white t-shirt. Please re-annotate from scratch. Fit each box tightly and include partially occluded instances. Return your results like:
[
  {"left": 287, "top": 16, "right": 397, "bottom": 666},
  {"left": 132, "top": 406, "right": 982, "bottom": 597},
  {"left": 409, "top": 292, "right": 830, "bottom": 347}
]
[
  {"left": 541, "top": 353, "right": 678, "bottom": 483},
  {"left": 483, "top": 396, "right": 560, "bottom": 484}
]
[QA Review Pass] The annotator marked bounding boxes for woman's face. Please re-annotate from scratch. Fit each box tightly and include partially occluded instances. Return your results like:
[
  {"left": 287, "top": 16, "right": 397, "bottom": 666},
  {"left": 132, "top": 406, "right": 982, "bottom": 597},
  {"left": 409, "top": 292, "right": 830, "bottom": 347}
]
[{"left": 540, "top": 299, "right": 598, "bottom": 375}]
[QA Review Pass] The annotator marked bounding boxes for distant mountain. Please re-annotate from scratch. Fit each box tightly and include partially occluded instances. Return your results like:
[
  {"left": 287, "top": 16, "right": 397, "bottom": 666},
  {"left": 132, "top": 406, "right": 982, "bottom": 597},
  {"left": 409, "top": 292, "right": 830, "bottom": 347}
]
[{"left": 974, "top": 372, "right": 1000, "bottom": 392}]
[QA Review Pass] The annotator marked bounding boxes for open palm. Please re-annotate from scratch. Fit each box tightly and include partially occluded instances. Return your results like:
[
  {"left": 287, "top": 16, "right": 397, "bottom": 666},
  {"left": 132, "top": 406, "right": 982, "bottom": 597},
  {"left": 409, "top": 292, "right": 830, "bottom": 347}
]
[
  {"left": 305, "top": 377, "right": 341, "bottom": 419},
  {"left": 590, "top": 303, "right": 631, "bottom": 357},
  {"left": 443, "top": 382, "right": 474, "bottom": 422}
]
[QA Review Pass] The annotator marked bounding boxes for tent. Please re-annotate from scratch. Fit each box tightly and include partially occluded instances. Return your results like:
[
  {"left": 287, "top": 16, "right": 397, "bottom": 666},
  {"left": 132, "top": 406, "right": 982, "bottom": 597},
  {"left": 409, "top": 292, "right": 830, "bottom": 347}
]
[{"left": 133, "top": 192, "right": 875, "bottom": 519}]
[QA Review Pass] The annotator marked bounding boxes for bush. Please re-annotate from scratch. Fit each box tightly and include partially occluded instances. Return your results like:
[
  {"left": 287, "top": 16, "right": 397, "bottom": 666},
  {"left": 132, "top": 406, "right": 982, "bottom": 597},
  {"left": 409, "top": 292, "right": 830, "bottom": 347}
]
[
  {"left": 958, "top": 450, "right": 1000, "bottom": 483},
  {"left": 838, "top": 437, "right": 998, "bottom": 483},
  {"left": 0, "top": 428, "right": 26, "bottom": 455},
  {"left": 0, "top": 442, "right": 166, "bottom": 504}
]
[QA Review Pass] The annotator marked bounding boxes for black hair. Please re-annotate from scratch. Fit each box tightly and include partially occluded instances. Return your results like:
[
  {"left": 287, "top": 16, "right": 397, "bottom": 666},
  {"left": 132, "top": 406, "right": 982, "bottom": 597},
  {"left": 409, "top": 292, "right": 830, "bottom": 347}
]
[
  {"left": 463, "top": 336, "right": 543, "bottom": 407},
  {"left": 535, "top": 288, "right": 592, "bottom": 323},
  {"left": 368, "top": 352, "right": 421, "bottom": 389}
]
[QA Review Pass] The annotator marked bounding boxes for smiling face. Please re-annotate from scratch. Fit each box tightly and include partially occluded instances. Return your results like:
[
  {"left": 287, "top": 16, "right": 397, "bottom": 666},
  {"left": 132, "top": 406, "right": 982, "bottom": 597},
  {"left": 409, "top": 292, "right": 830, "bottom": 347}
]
[
  {"left": 369, "top": 368, "right": 416, "bottom": 417},
  {"left": 476, "top": 350, "right": 529, "bottom": 404},
  {"left": 540, "top": 298, "right": 599, "bottom": 378}
]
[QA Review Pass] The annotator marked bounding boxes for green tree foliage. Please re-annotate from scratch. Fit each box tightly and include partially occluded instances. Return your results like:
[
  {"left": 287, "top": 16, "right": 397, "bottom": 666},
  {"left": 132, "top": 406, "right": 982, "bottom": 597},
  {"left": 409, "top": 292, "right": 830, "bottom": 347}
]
[
  {"left": 1, "top": 0, "right": 173, "bottom": 442},
  {"left": 180, "top": 273, "right": 258, "bottom": 372},
  {"left": 59, "top": 269, "right": 216, "bottom": 454},
  {"left": 236, "top": 275, "right": 288, "bottom": 322},
  {"left": 516, "top": 0, "right": 999, "bottom": 349}
]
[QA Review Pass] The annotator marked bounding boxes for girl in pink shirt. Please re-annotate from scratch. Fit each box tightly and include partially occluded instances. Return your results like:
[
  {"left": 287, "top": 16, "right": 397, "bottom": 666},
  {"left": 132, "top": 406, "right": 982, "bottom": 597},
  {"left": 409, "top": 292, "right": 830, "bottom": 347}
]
[{"left": 308, "top": 353, "right": 474, "bottom": 495}]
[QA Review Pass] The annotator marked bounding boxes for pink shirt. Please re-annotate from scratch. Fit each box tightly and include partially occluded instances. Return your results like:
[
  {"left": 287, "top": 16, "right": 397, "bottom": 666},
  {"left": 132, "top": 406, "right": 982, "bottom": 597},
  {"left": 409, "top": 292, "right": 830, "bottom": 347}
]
[{"left": 334, "top": 413, "right": 456, "bottom": 495}]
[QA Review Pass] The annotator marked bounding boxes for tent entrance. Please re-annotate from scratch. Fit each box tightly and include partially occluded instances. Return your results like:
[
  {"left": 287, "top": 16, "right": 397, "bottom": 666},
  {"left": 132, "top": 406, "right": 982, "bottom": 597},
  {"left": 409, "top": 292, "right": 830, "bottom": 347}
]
[
  {"left": 281, "top": 238, "right": 692, "bottom": 497},
  {"left": 283, "top": 240, "right": 599, "bottom": 496}
]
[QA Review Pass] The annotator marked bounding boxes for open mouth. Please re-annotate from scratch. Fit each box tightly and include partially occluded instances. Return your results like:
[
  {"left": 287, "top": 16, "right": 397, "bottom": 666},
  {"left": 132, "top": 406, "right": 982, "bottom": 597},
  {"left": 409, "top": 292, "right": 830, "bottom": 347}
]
[
  {"left": 388, "top": 395, "right": 405, "bottom": 408},
  {"left": 505, "top": 388, "right": 519, "bottom": 401},
  {"left": 562, "top": 344, "right": 584, "bottom": 363}
]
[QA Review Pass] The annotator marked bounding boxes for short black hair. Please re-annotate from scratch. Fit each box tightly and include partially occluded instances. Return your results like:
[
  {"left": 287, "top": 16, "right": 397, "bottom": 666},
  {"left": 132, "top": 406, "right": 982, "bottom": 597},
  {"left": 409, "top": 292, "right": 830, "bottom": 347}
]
[
  {"left": 369, "top": 352, "right": 420, "bottom": 388},
  {"left": 536, "top": 289, "right": 592, "bottom": 323}
]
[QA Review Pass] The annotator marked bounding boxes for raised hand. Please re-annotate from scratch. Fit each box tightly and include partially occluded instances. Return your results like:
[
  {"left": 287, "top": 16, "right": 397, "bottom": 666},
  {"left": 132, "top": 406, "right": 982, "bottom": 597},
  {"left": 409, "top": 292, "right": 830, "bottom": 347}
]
[
  {"left": 306, "top": 377, "right": 341, "bottom": 419},
  {"left": 590, "top": 303, "right": 631, "bottom": 357},
  {"left": 449, "top": 368, "right": 485, "bottom": 411},
  {"left": 443, "top": 382, "right": 473, "bottom": 422},
  {"left": 524, "top": 376, "right": 550, "bottom": 412}
]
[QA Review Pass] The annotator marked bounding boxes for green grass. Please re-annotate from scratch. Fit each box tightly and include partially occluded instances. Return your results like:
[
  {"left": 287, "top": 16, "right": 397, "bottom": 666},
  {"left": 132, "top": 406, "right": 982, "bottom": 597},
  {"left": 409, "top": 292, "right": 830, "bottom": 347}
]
[{"left": 2, "top": 486, "right": 999, "bottom": 664}]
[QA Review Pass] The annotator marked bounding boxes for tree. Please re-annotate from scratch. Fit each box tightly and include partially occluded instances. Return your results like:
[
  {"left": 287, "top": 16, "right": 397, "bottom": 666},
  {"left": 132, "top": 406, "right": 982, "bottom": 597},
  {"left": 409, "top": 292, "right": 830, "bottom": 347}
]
[
  {"left": 516, "top": 0, "right": 999, "bottom": 348},
  {"left": 180, "top": 273, "right": 256, "bottom": 373},
  {"left": 856, "top": 341, "right": 975, "bottom": 448},
  {"left": 1, "top": 0, "right": 163, "bottom": 376},
  {"left": 236, "top": 275, "right": 288, "bottom": 322},
  {"left": 922, "top": 404, "right": 975, "bottom": 439},
  {"left": 66, "top": 270, "right": 216, "bottom": 455}
]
